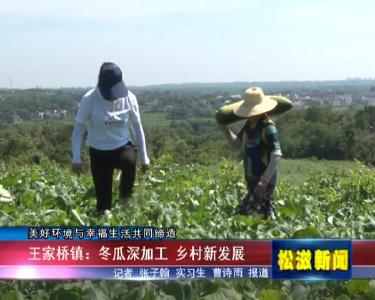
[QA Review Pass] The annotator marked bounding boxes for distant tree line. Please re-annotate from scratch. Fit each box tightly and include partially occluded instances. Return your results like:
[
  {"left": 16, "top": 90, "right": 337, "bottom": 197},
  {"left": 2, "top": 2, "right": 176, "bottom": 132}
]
[
  {"left": 276, "top": 106, "right": 375, "bottom": 164},
  {"left": 0, "top": 106, "right": 374, "bottom": 166}
]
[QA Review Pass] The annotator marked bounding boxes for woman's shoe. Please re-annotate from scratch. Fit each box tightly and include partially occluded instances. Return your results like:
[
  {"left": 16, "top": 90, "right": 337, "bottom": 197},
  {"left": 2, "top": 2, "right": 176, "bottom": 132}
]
[{"left": 104, "top": 209, "right": 112, "bottom": 218}]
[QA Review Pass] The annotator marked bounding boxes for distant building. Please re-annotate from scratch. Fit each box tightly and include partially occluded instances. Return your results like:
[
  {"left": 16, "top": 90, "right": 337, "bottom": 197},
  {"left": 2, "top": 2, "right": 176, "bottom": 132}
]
[
  {"left": 229, "top": 95, "right": 242, "bottom": 100},
  {"left": 147, "top": 99, "right": 159, "bottom": 106},
  {"left": 321, "top": 94, "right": 334, "bottom": 103},
  {"left": 293, "top": 100, "right": 303, "bottom": 107},
  {"left": 301, "top": 96, "right": 312, "bottom": 101},
  {"left": 164, "top": 105, "right": 173, "bottom": 112},
  {"left": 290, "top": 94, "right": 300, "bottom": 101},
  {"left": 299, "top": 96, "right": 320, "bottom": 106},
  {"left": 12, "top": 114, "right": 22, "bottom": 124},
  {"left": 332, "top": 95, "right": 347, "bottom": 107},
  {"left": 38, "top": 109, "right": 68, "bottom": 120},
  {"left": 332, "top": 99, "right": 342, "bottom": 107},
  {"left": 342, "top": 94, "right": 353, "bottom": 106}
]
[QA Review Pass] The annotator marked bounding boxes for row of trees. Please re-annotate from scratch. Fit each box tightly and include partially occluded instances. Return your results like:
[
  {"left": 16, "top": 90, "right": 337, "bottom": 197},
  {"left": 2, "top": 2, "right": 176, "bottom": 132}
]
[
  {"left": 2, "top": 83, "right": 375, "bottom": 124},
  {"left": 0, "top": 106, "right": 374, "bottom": 166},
  {"left": 276, "top": 106, "right": 375, "bottom": 164}
]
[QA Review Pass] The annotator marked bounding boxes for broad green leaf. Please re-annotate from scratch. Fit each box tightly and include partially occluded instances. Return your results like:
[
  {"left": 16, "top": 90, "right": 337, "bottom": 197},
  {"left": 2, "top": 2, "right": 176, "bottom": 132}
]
[
  {"left": 335, "top": 294, "right": 351, "bottom": 300},
  {"left": 259, "top": 288, "right": 283, "bottom": 300},
  {"left": 1, "top": 290, "right": 24, "bottom": 300},
  {"left": 203, "top": 287, "right": 242, "bottom": 300},
  {"left": 51, "top": 289, "right": 79, "bottom": 300},
  {"left": 156, "top": 295, "right": 175, "bottom": 300},
  {"left": 160, "top": 282, "right": 184, "bottom": 299},
  {"left": 346, "top": 279, "right": 371, "bottom": 296},
  {"left": 291, "top": 283, "right": 310, "bottom": 300},
  {"left": 70, "top": 209, "right": 86, "bottom": 226},
  {"left": 370, "top": 279, "right": 375, "bottom": 289},
  {"left": 292, "top": 227, "right": 321, "bottom": 238}
]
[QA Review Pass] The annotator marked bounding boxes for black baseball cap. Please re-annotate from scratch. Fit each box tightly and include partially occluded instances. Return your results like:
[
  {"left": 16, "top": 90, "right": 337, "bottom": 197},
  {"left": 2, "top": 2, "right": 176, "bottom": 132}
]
[{"left": 98, "top": 62, "right": 128, "bottom": 101}]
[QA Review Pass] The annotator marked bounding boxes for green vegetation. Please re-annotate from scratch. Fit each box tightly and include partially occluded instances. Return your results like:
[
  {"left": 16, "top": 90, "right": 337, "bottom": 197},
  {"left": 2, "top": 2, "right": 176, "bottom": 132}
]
[
  {"left": 142, "top": 112, "right": 171, "bottom": 128},
  {"left": 0, "top": 157, "right": 375, "bottom": 298},
  {"left": 2, "top": 105, "right": 375, "bottom": 166},
  {"left": 279, "top": 159, "right": 360, "bottom": 185},
  {"left": 0, "top": 86, "right": 375, "bottom": 298},
  {"left": 276, "top": 106, "right": 375, "bottom": 165}
]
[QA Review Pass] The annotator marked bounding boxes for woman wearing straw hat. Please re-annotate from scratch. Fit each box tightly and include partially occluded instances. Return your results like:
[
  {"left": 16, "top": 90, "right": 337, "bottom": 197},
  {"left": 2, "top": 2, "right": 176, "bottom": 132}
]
[
  {"left": 220, "top": 87, "right": 282, "bottom": 219},
  {"left": 71, "top": 62, "right": 150, "bottom": 214}
]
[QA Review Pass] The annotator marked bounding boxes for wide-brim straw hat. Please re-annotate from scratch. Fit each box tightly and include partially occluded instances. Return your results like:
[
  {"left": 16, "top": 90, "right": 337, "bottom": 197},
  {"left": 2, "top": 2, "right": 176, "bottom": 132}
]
[{"left": 232, "top": 87, "right": 277, "bottom": 118}]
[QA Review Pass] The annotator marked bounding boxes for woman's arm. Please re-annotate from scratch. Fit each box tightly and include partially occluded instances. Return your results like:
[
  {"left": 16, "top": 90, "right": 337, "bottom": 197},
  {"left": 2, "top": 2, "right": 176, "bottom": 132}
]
[
  {"left": 219, "top": 125, "right": 242, "bottom": 149},
  {"left": 71, "top": 91, "right": 91, "bottom": 167},
  {"left": 128, "top": 95, "right": 150, "bottom": 165},
  {"left": 132, "top": 120, "right": 150, "bottom": 165},
  {"left": 72, "top": 122, "right": 85, "bottom": 163},
  {"left": 260, "top": 150, "right": 282, "bottom": 184},
  {"left": 256, "top": 122, "right": 282, "bottom": 192}
]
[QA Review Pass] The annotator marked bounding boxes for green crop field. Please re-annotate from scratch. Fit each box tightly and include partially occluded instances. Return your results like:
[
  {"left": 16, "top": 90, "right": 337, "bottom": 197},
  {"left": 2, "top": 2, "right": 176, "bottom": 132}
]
[
  {"left": 278, "top": 159, "right": 361, "bottom": 185},
  {"left": 142, "top": 112, "right": 171, "bottom": 128},
  {"left": 204, "top": 159, "right": 360, "bottom": 186},
  {"left": 141, "top": 112, "right": 214, "bottom": 129},
  {"left": 0, "top": 157, "right": 375, "bottom": 299}
]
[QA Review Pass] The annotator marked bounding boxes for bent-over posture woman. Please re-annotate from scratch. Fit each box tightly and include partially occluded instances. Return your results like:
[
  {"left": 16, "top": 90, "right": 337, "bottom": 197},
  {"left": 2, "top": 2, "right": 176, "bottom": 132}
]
[{"left": 71, "top": 62, "right": 150, "bottom": 213}]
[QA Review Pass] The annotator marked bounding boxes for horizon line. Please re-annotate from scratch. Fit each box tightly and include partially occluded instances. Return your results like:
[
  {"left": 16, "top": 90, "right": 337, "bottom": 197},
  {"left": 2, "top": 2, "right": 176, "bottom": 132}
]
[{"left": 1, "top": 78, "right": 375, "bottom": 90}]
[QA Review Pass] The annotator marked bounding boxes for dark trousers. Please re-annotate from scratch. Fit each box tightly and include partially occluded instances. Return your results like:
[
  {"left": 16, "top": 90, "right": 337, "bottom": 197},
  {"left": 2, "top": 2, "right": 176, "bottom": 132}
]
[{"left": 89, "top": 143, "right": 137, "bottom": 211}]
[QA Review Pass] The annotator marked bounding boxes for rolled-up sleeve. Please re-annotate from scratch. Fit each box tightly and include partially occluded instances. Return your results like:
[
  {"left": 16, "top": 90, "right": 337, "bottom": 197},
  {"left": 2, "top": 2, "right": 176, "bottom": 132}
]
[{"left": 129, "top": 95, "right": 150, "bottom": 165}]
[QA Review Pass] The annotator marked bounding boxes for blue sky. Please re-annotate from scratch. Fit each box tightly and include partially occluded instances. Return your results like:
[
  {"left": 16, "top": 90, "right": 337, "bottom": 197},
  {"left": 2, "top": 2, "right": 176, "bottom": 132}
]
[{"left": 0, "top": 0, "right": 374, "bottom": 88}]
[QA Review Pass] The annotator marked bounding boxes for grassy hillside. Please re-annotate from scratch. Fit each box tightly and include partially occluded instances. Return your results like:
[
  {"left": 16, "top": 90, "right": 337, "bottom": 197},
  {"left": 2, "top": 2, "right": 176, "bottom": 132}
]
[{"left": 278, "top": 159, "right": 360, "bottom": 185}]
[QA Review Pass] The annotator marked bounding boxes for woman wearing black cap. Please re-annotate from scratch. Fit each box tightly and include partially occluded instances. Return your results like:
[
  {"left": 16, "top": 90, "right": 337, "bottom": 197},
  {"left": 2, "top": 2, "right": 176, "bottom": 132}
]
[{"left": 71, "top": 62, "right": 150, "bottom": 214}]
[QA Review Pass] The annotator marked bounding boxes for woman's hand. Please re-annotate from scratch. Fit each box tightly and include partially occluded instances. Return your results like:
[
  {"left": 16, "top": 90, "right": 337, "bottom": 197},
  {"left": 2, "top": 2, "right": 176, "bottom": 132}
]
[
  {"left": 219, "top": 124, "right": 241, "bottom": 149},
  {"left": 254, "top": 180, "right": 267, "bottom": 196},
  {"left": 72, "top": 163, "right": 84, "bottom": 175}
]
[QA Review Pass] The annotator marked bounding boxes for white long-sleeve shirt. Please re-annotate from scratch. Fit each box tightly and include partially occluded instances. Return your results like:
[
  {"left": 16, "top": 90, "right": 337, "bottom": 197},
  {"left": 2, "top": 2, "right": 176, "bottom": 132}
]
[{"left": 72, "top": 88, "right": 150, "bottom": 165}]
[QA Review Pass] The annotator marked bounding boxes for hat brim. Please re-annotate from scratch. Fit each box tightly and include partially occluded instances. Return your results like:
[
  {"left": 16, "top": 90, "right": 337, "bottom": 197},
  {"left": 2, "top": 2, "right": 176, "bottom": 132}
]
[
  {"left": 99, "top": 80, "right": 128, "bottom": 101},
  {"left": 232, "top": 96, "right": 277, "bottom": 118}
]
